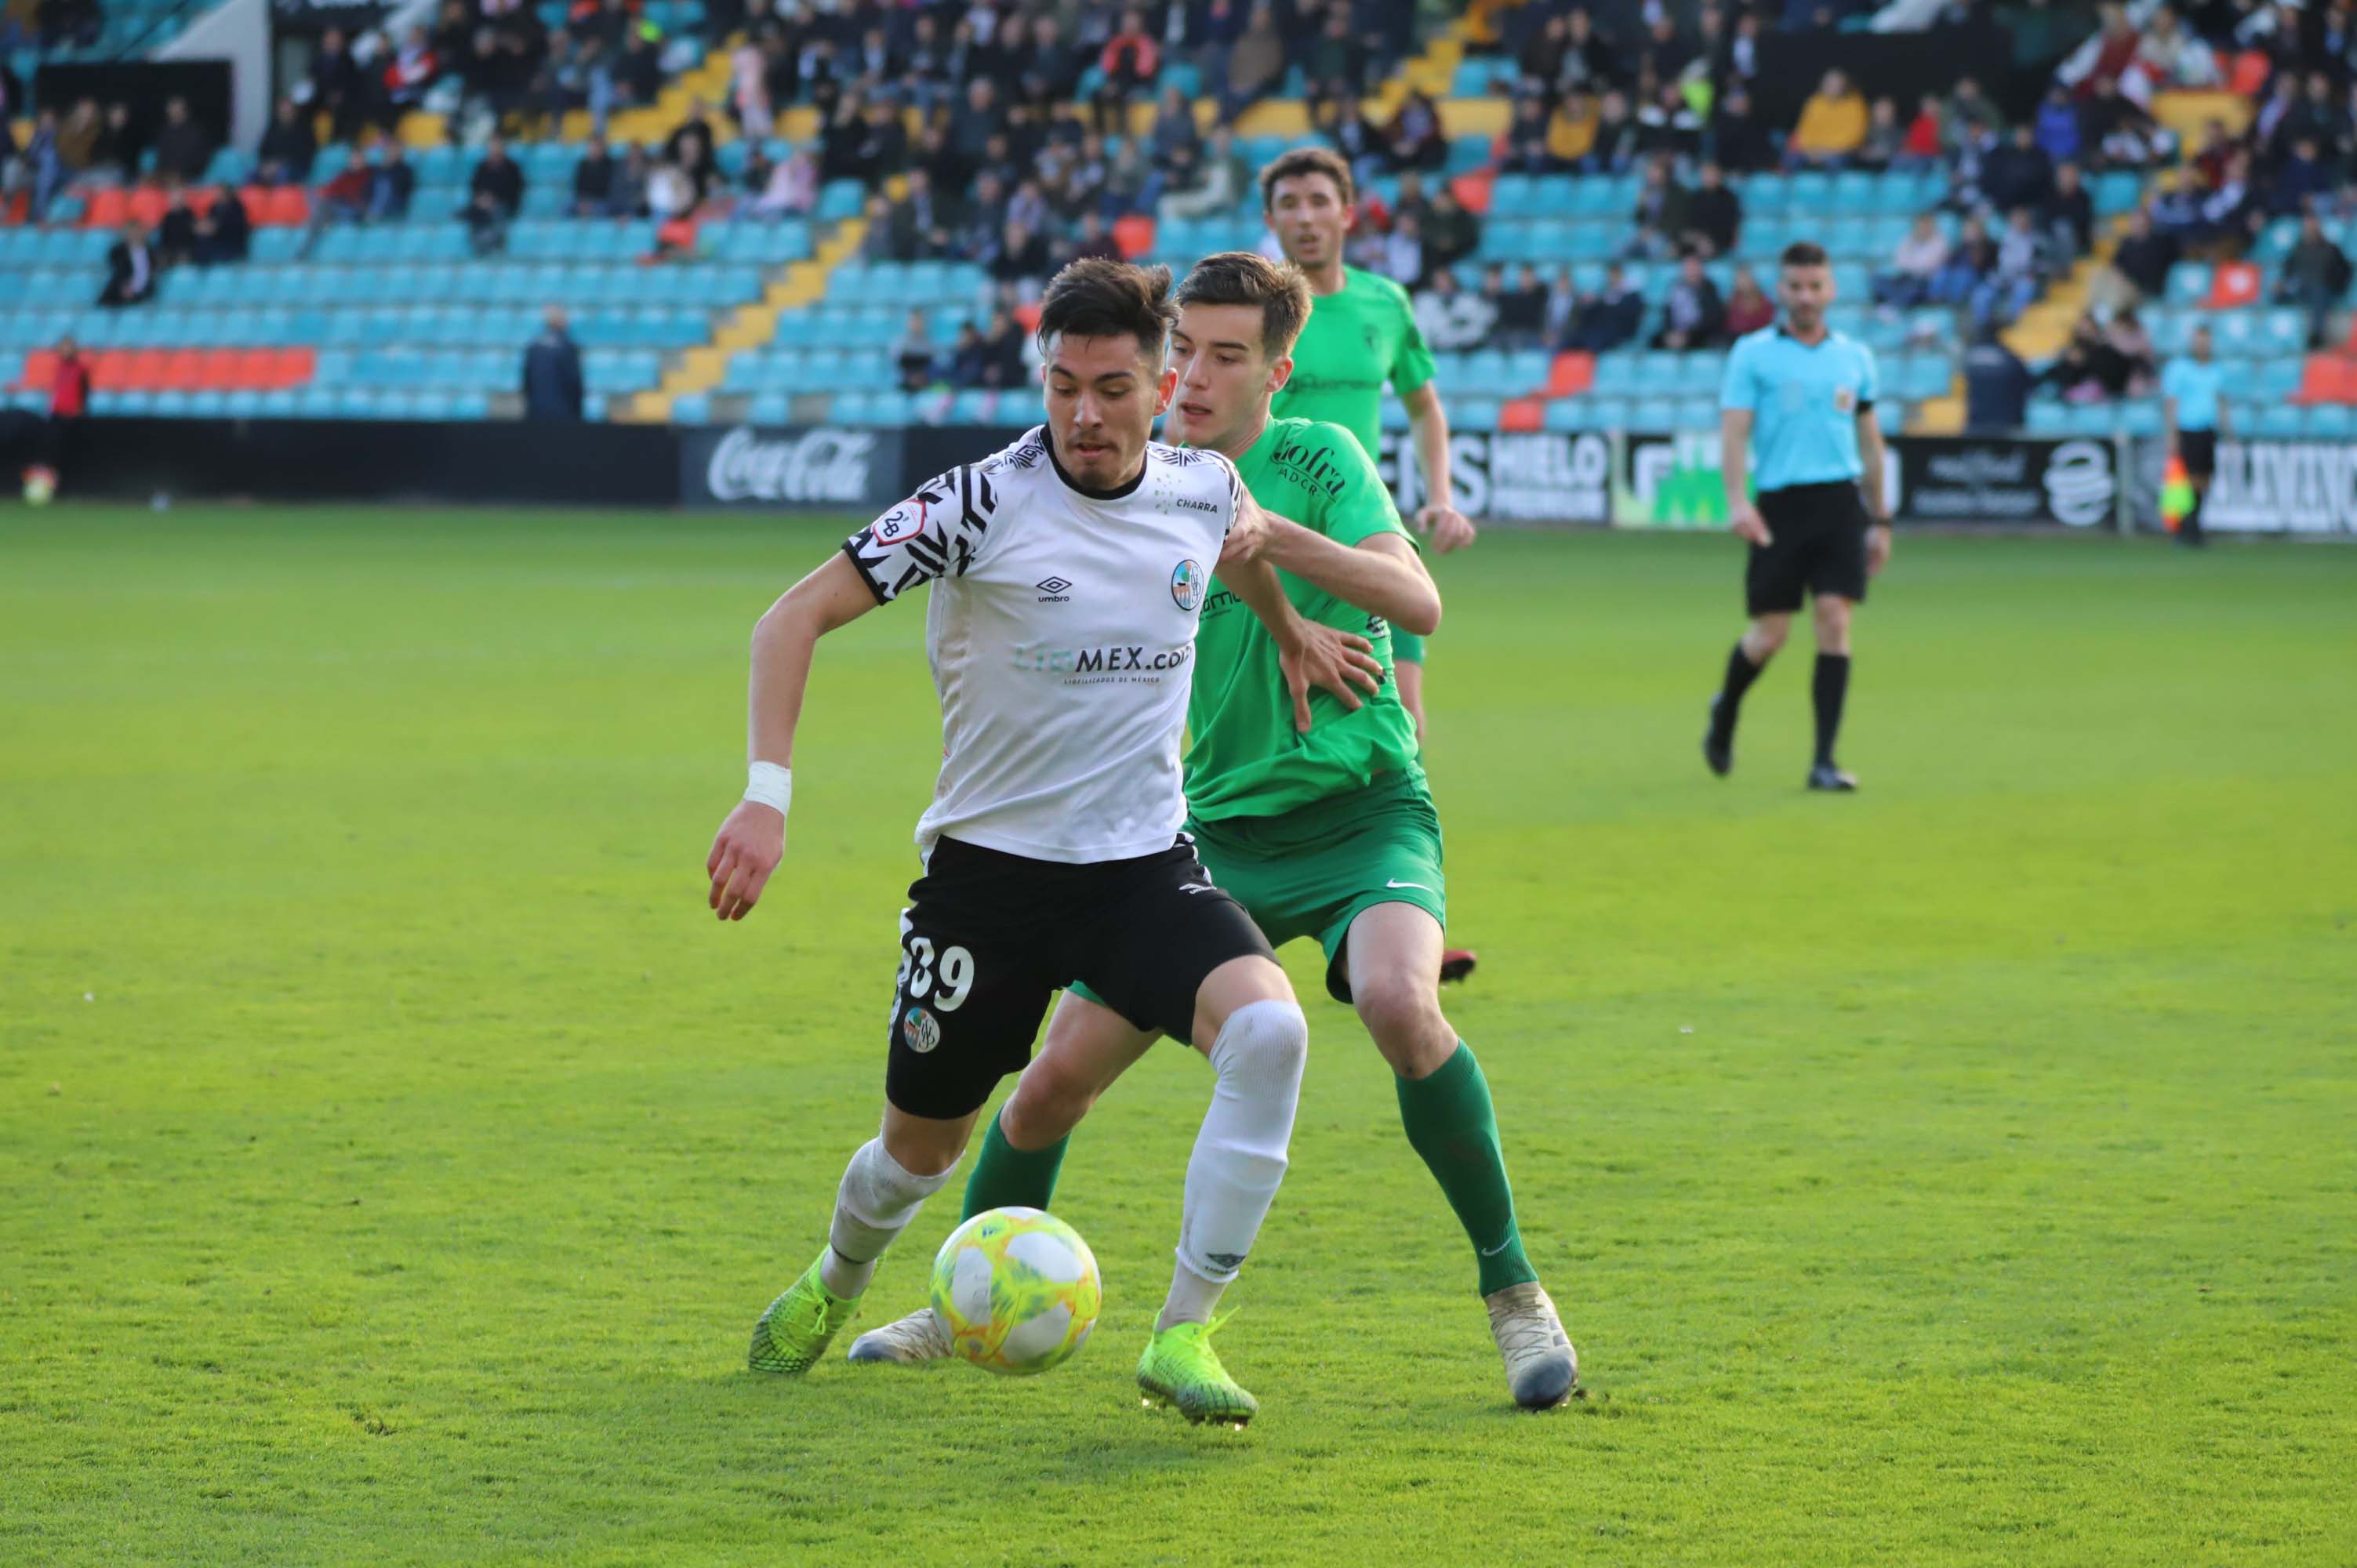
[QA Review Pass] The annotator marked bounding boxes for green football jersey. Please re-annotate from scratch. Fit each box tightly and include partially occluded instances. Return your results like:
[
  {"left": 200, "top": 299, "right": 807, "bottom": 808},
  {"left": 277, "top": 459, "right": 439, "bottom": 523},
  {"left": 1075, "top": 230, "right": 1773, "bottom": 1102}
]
[
  {"left": 1186, "top": 417, "right": 1424, "bottom": 821},
  {"left": 1269, "top": 266, "right": 1436, "bottom": 457}
]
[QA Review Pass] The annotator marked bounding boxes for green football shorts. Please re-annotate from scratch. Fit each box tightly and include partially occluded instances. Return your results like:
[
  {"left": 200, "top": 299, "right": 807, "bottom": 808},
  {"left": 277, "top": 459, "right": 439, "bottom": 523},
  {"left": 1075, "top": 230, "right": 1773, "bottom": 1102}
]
[
  {"left": 1072, "top": 771, "right": 1446, "bottom": 1012},
  {"left": 1391, "top": 629, "right": 1426, "bottom": 666}
]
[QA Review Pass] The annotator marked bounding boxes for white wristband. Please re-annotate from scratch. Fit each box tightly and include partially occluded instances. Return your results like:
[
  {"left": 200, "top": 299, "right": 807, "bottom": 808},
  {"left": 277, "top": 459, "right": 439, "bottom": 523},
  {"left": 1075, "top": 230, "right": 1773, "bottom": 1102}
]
[{"left": 743, "top": 761, "right": 792, "bottom": 815}]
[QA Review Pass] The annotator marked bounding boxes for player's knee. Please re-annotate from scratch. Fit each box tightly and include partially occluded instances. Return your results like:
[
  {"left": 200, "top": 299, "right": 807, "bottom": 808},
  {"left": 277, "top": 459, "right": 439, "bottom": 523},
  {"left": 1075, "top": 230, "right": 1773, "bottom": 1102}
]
[
  {"left": 1002, "top": 1056, "right": 1098, "bottom": 1147},
  {"left": 1211, "top": 998, "right": 1309, "bottom": 1099},
  {"left": 1749, "top": 617, "right": 1790, "bottom": 657},
  {"left": 1353, "top": 975, "right": 1451, "bottom": 1074}
]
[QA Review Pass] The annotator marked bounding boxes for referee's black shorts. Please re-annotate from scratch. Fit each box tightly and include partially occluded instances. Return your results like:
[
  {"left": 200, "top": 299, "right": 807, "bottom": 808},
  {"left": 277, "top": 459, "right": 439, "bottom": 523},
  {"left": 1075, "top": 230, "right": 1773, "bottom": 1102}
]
[
  {"left": 1747, "top": 480, "right": 1872, "bottom": 616},
  {"left": 881, "top": 835, "right": 1274, "bottom": 1121},
  {"left": 2178, "top": 429, "right": 2217, "bottom": 482}
]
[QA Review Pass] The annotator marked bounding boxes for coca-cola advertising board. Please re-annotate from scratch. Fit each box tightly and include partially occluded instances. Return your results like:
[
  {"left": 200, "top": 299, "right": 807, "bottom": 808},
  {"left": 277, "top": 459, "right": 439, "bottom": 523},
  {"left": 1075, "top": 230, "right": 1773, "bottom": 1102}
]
[{"left": 680, "top": 426, "right": 904, "bottom": 510}]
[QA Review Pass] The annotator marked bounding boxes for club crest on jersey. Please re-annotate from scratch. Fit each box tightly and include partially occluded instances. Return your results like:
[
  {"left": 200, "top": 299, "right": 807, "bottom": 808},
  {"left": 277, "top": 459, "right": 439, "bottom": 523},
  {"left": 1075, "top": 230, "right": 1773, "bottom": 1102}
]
[
  {"left": 873, "top": 497, "right": 928, "bottom": 546},
  {"left": 1834, "top": 387, "right": 1857, "bottom": 412},
  {"left": 1171, "top": 558, "right": 1204, "bottom": 612},
  {"left": 902, "top": 1004, "right": 940, "bottom": 1054}
]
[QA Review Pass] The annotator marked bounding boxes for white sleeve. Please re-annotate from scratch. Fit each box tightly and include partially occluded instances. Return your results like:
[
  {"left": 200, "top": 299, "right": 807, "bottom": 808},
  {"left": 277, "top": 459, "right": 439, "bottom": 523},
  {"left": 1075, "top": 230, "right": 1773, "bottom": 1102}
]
[{"left": 840, "top": 463, "right": 1001, "bottom": 604}]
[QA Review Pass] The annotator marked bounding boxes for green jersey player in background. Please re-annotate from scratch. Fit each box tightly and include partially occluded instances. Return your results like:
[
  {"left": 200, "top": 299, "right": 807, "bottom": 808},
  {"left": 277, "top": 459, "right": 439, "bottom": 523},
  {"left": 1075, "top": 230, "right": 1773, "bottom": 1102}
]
[
  {"left": 848, "top": 252, "right": 1578, "bottom": 1416},
  {"left": 1262, "top": 145, "right": 1481, "bottom": 984}
]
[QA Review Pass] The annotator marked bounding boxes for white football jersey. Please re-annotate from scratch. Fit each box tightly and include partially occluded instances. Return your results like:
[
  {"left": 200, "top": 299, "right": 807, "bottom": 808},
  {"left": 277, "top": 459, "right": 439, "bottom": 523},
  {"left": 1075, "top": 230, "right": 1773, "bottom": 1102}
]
[{"left": 842, "top": 427, "right": 1244, "bottom": 864}]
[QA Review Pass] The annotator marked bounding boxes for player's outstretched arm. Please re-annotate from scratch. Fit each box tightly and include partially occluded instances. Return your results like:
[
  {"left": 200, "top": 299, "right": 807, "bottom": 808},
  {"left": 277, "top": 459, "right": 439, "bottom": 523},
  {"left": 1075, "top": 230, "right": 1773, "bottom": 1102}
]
[
  {"left": 706, "top": 553, "right": 880, "bottom": 922},
  {"left": 1218, "top": 523, "right": 1385, "bottom": 732},
  {"left": 1259, "top": 521, "right": 1441, "bottom": 636}
]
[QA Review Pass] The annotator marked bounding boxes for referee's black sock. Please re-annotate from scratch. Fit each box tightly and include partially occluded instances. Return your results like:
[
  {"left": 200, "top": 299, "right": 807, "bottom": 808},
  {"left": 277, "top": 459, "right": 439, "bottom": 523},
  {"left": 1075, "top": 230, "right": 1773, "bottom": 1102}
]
[
  {"left": 1712, "top": 642, "right": 1765, "bottom": 739},
  {"left": 1812, "top": 653, "right": 1851, "bottom": 768}
]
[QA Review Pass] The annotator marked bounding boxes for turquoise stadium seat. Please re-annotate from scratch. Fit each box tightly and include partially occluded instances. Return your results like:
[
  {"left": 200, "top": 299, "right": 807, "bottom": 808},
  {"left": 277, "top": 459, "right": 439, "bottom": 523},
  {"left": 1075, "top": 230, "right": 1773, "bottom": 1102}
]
[
  {"left": 2255, "top": 405, "right": 2304, "bottom": 437},
  {"left": 2028, "top": 403, "right": 2069, "bottom": 434},
  {"left": 2165, "top": 265, "right": 2213, "bottom": 306}
]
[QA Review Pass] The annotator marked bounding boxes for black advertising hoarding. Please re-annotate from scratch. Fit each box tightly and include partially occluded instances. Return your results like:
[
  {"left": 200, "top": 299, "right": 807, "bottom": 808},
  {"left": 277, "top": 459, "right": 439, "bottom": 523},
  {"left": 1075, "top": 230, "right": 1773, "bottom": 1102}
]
[
  {"left": 2200, "top": 441, "right": 2357, "bottom": 535},
  {"left": 680, "top": 426, "right": 907, "bottom": 510},
  {"left": 1895, "top": 437, "right": 2119, "bottom": 528}
]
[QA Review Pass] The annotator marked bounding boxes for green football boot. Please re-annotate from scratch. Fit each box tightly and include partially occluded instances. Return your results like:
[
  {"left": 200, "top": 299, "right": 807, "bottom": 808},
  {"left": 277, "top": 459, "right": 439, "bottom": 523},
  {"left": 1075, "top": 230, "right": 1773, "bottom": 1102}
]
[
  {"left": 746, "top": 1254, "right": 860, "bottom": 1374},
  {"left": 1136, "top": 1318, "right": 1258, "bottom": 1427}
]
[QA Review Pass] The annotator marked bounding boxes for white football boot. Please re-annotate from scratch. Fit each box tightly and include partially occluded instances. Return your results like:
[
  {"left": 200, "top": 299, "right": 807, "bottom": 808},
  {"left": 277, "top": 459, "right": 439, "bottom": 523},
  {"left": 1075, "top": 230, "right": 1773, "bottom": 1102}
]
[
  {"left": 1485, "top": 1283, "right": 1579, "bottom": 1410},
  {"left": 845, "top": 1304, "right": 952, "bottom": 1363}
]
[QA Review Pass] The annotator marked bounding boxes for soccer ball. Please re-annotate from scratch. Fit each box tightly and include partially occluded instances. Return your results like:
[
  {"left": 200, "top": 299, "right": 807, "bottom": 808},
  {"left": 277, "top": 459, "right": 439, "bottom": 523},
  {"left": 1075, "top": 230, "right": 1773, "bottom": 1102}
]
[
  {"left": 929, "top": 1206, "right": 1102, "bottom": 1376},
  {"left": 23, "top": 467, "right": 56, "bottom": 506}
]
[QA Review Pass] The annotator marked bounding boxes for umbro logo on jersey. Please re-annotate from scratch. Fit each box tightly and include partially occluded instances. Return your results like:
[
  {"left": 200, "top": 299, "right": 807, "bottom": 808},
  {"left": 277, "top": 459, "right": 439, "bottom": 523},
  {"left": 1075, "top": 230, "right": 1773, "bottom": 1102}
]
[{"left": 1035, "top": 576, "right": 1073, "bottom": 603}]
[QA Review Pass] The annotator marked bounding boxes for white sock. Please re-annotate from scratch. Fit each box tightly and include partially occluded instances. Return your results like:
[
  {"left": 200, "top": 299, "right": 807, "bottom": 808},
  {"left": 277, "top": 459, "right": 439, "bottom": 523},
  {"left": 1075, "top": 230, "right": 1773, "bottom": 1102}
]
[
  {"left": 819, "top": 1135, "right": 956, "bottom": 1299},
  {"left": 1162, "top": 999, "right": 1308, "bottom": 1328}
]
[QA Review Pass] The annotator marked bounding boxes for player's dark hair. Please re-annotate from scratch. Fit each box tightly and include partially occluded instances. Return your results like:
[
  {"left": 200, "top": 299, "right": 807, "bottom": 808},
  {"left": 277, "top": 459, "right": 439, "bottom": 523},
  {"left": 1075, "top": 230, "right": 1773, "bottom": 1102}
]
[
  {"left": 1781, "top": 241, "right": 1831, "bottom": 270},
  {"left": 1036, "top": 258, "right": 1178, "bottom": 366},
  {"left": 1258, "top": 146, "right": 1356, "bottom": 212},
  {"left": 1172, "top": 251, "right": 1313, "bottom": 359}
]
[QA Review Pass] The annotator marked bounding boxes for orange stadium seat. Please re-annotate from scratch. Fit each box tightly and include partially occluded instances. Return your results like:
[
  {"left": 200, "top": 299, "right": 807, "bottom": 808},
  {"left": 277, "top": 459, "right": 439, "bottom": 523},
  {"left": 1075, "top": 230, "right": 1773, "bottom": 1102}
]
[
  {"left": 1113, "top": 214, "right": 1156, "bottom": 260},
  {"left": 16, "top": 349, "right": 58, "bottom": 389},
  {"left": 124, "top": 349, "right": 168, "bottom": 389},
  {"left": 1546, "top": 352, "right": 1594, "bottom": 397},
  {"left": 127, "top": 186, "right": 171, "bottom": 228},
  {"left": 265, "top": 186, "right": 311, "bottom": 225},
  {"left": 85, "top": 350, "right": 131, "bottom": 389},
  {"left": 81, "top": 187, "right": 129, "bottom": 228},
  {"left": 158, "top": 350, "right": 202, "bottom": 390},
  {"left": 2206, "top": 262, "right": 2261, "bottom": 309},
  {"left": 271, "top": 347, "right": 318, "bottom": 387},
  {"left": 1450, "top": 172, "right": 1493, "bottom": 215},
  {"left": 1499, "top": 397, "right": 1545, "bottom": 432},
  {"left": 197, "top": 349, "right": 242, "bottom": 387}
]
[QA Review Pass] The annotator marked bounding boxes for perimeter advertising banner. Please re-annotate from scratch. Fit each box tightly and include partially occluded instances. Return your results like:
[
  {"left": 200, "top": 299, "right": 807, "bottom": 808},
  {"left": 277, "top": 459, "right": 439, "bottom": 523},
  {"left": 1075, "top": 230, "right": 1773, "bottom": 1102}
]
[
  {"left": 1614, "top": 434, "right": 2105, "bottom": 528},
  {"left": 679, "top": 426, "right": 907, "bottom": 510},
  {"left": 1377, "top": 430, "right": 1613, "bottom": 524},
  {"left": 2200, "top": 441, "right": 2357, "bottom": 534}
]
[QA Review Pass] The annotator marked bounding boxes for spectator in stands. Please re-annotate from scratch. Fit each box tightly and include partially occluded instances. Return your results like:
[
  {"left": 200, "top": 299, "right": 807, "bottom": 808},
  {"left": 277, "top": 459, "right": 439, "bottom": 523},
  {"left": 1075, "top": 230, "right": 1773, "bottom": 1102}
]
[
  {"left": 2035, "top": 85, "right": 2083, "bottom": 169},
  {"left": 1499, "top": 97, "right": 1551, "bottom": 175},
  {"left": 1900, "top": 93, "right": 1945, "bottom": 169},
  {"left": 522, "top": 306, "right": 585, "bottom": 422},
  {"left": 471, "top": 138, "right": 526, "bottom": 221},
  {"left": 1160, "top": 125, "right": 1249, "bottom": 221},
  {"left": 1855, "top": 98, "right": 1905, "bottom": 172},
  {"left": 1563, "top": 262, "right": 1643, "bottom": 354},
  {"left": 195, "top": 185, "right": 251, "bottom": 266},
  {"left": 1222, "top": 5, "right": 1285, "bottom": 125},
  {"left": 1636, "top": 78, "right": 1704, "bottom": 162},
  {"left": 2197, "top": 150, "right": 2257, "bottom": 246},
  {"left": 986, "top": 220, "right": 1050, "bottom": 296},
  {"left": 1545, "top": 89, "right": 1597, "bottom": 169},
  {"left": 949, "top": 319, "right": 990, "bottom": 388},
  {"left": 1381, "top": 211, "right": 1426, "bottom": 290},
  {"left": 2043, "top": 314, "right": 2126, "bottom": 403},
  {"left": 2273, "top": 138, "right": 2334, "bottom": 217},
  {"left": 606, "top": 143, "right": 650, "bottom": 220},
  {"left": 372, "top": 143, "right": 415, "bottom": 222},
  {"left": 2032, "top": 155, "right": 2086, "bottom": 258},
  {"left": 2276, "top": 212, "right": 2353, "bottom": 346},
  {"left": 1414, "top": 268, "right": 1497, "bottom": 352},
  {"left": 1983, "top": 123, "right": 2057, "bottom": 217},
  {"left": 1517, "top": 12, "right": 1570, "bottom": 93},
  {"left": 2094, "top": 205, "right": 2178, "bottom": 310},
  {"left": 38, "top": 0, "right": 102, "bottom": 51},
  {"left": 85, "top": 102, "right": 139, "bottom": 185},
  {"left": 1496, "top": 262, "right": 1551, "bottom": 350},
  {"left": 152, "top": 97, "right": 212, "bottom": 184},
  {"left": 2108, "top": 308, "right": 2155, "bottom": 397},
  {"left": 38, "top": 336, "right": 91, "bottom": 485},
  {"left": 309, "top": 27, "right": 369, "bottom": 144},
  {"left": 1963, "top": 322, "right": 2033, "bottom": 433},
  {"left": 1555, "top": 8, "right": 1620, "bottom": 98},
  {"left": 1948, "top": 76, "right": 2003, "bottom": 142},
  {"left": 1098, "top": 9, "right": 1160, "bottom": 132},
  {"left": 1587, "top": 88, "right": 1640, "bottom": 172},
  {"left": 1653, "top": 254, "right": 1726, "bottom": 350},
  {"left": 1708, "top": 85, "right": 1773, "bottom": 174},
  {"left": 1544, "top": 264, "right": 1579, "bottom": 344},
  {"left": 1328, "top": 96, "right": 1385, "bottom": 183},
  {"left": 1932, "top": 212, "right": 1996, "bottom": 304},
  {"left": 1389, "top": 89, "right": 1448, "bottom": 172},
  {"left": 754, "top": 147, "right": 818, "bottom": 219},
  {"left": 1019, "top": 14, "right": 1083, "bottom": 113},
  {"left": 572, "top": 134, "right": 616, "bottom": 216},
  {"left": 1687, "top": 162, "right": 1741, "bottom": 258},
  {"left": 1063, "top": 209, "right": 1122, "bottom": 266},
  {"left": 98, "top": 221, "right": 156, "bottom": 308},
  {"left": 259, "top": 100, "right": 318, "bottom": 187},
  {"left": 2084, "top": 76, "right": 2169, "bottom": 168},
  {"left": 1424, "top": 188, "right": 1481, "bottom": 276},
  {"left": 1788, "top": 70, "right": 1867, "bottom": 169},
  {"left": 385, "top": 27, "right": 439, "bottom": 121},
  {"left": 895, "top": 310, "right": 939, "bottom": 393},
  {"left": 1306, "top": 7, "right": 1366, "bottom": 125},
  {"left": 1974, "top": 207, "right": 2048, "bottom": 326},
  {"left": 616, "top": 28, "right": 664, "bottom": 111},
  {"left": 1876, "top": 212, "right": 1951, "bottom": 307},
  {"left": 157, "top": 187, "right": 201, "bottom": 269},
  {"left": 978, "top": 307, "right": 1027, "bottom": 388},
  {"left": 55, "top": 99, "right": 100, "bottom": 176},
  {"left": 18, "top": 110, "right": 65, "bottom": 224},
  {"left": 1725, "top": 262, "right": 1774, "bottom": 336},
  {"left": 1629, "top": 154, "right": 1691, "bottom": 260},
  {"left": 646, "top": 158, "right": 696, "bottom": 223}
]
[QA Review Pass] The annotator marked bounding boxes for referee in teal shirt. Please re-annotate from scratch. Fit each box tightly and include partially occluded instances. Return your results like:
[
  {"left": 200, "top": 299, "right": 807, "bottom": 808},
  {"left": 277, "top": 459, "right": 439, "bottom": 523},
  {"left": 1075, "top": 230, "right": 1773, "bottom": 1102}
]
[
  {"left": 1703, "top": 241, "right": 1890, "bottom": 792},
  {"left": 2162, "top": 323, "right": 2228, "bottom": 547}
]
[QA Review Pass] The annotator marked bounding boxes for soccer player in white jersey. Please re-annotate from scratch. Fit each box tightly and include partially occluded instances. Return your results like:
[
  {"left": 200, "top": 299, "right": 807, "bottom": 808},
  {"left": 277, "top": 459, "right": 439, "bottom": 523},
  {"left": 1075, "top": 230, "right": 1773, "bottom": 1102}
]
[{"left": 706, "top": 260, "right": 1384, "bottom": 1421}]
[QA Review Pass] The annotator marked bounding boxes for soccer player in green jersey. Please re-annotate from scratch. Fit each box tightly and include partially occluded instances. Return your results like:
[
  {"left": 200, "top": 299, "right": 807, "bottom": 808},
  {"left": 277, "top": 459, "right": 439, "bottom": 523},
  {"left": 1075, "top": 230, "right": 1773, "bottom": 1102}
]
[
  {"left": 847, "top": 252, "right": 1578, "bottom": 1417},
  {"left": 1260, "top": 147, "right": 1475, "bottom": 740}
]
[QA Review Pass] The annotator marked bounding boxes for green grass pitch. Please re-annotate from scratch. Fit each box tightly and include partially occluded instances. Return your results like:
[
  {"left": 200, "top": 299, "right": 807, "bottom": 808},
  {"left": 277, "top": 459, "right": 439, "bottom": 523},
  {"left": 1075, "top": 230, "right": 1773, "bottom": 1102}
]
[{"left": 4, "top": 505, "right": 2354, "bottom": 1565}]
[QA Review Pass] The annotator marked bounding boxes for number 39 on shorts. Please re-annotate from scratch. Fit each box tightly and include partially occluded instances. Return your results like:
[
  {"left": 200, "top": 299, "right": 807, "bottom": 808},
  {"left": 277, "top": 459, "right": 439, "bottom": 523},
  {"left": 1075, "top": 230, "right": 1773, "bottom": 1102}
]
[{"left": 895, "top": 931, "right": 976, "bottom": 1012}]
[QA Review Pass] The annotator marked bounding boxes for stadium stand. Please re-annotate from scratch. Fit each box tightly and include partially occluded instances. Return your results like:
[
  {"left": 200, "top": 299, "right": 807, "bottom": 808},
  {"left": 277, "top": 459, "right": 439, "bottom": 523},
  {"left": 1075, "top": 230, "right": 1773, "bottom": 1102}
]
[{"left": 5, "top": 0, "right": 2348, "bottom": 439}]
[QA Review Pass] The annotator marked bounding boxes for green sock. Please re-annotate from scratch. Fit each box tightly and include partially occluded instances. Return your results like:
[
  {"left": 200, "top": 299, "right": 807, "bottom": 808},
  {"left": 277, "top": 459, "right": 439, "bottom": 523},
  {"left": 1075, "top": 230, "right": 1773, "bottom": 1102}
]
[
  {"left": 1396, "top": 1042, "right": 1538, "bottom": 1298},
  {"left": 961, "top": 1109, "right": 1069, "bottom": 1221}
]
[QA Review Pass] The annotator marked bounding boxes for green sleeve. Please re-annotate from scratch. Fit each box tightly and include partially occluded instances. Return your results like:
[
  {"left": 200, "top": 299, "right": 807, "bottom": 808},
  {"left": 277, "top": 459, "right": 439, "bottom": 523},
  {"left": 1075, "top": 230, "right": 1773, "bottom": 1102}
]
[
  {"left": 1307, "top": 423, "right": 1413, "bottom": 550},
  {"left": 1389, "top": 289, "right": 1436, "bottom": 397}
]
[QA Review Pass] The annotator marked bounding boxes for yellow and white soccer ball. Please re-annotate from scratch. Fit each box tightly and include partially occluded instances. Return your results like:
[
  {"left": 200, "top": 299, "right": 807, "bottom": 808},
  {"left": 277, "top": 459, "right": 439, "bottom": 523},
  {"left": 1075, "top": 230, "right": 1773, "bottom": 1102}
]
[
  {"left": 929, "top": 1206, "right": 1102, "bottom": 1376},
  {"left": 23, "top": 466, "right": 56, "bottom": 506}
]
